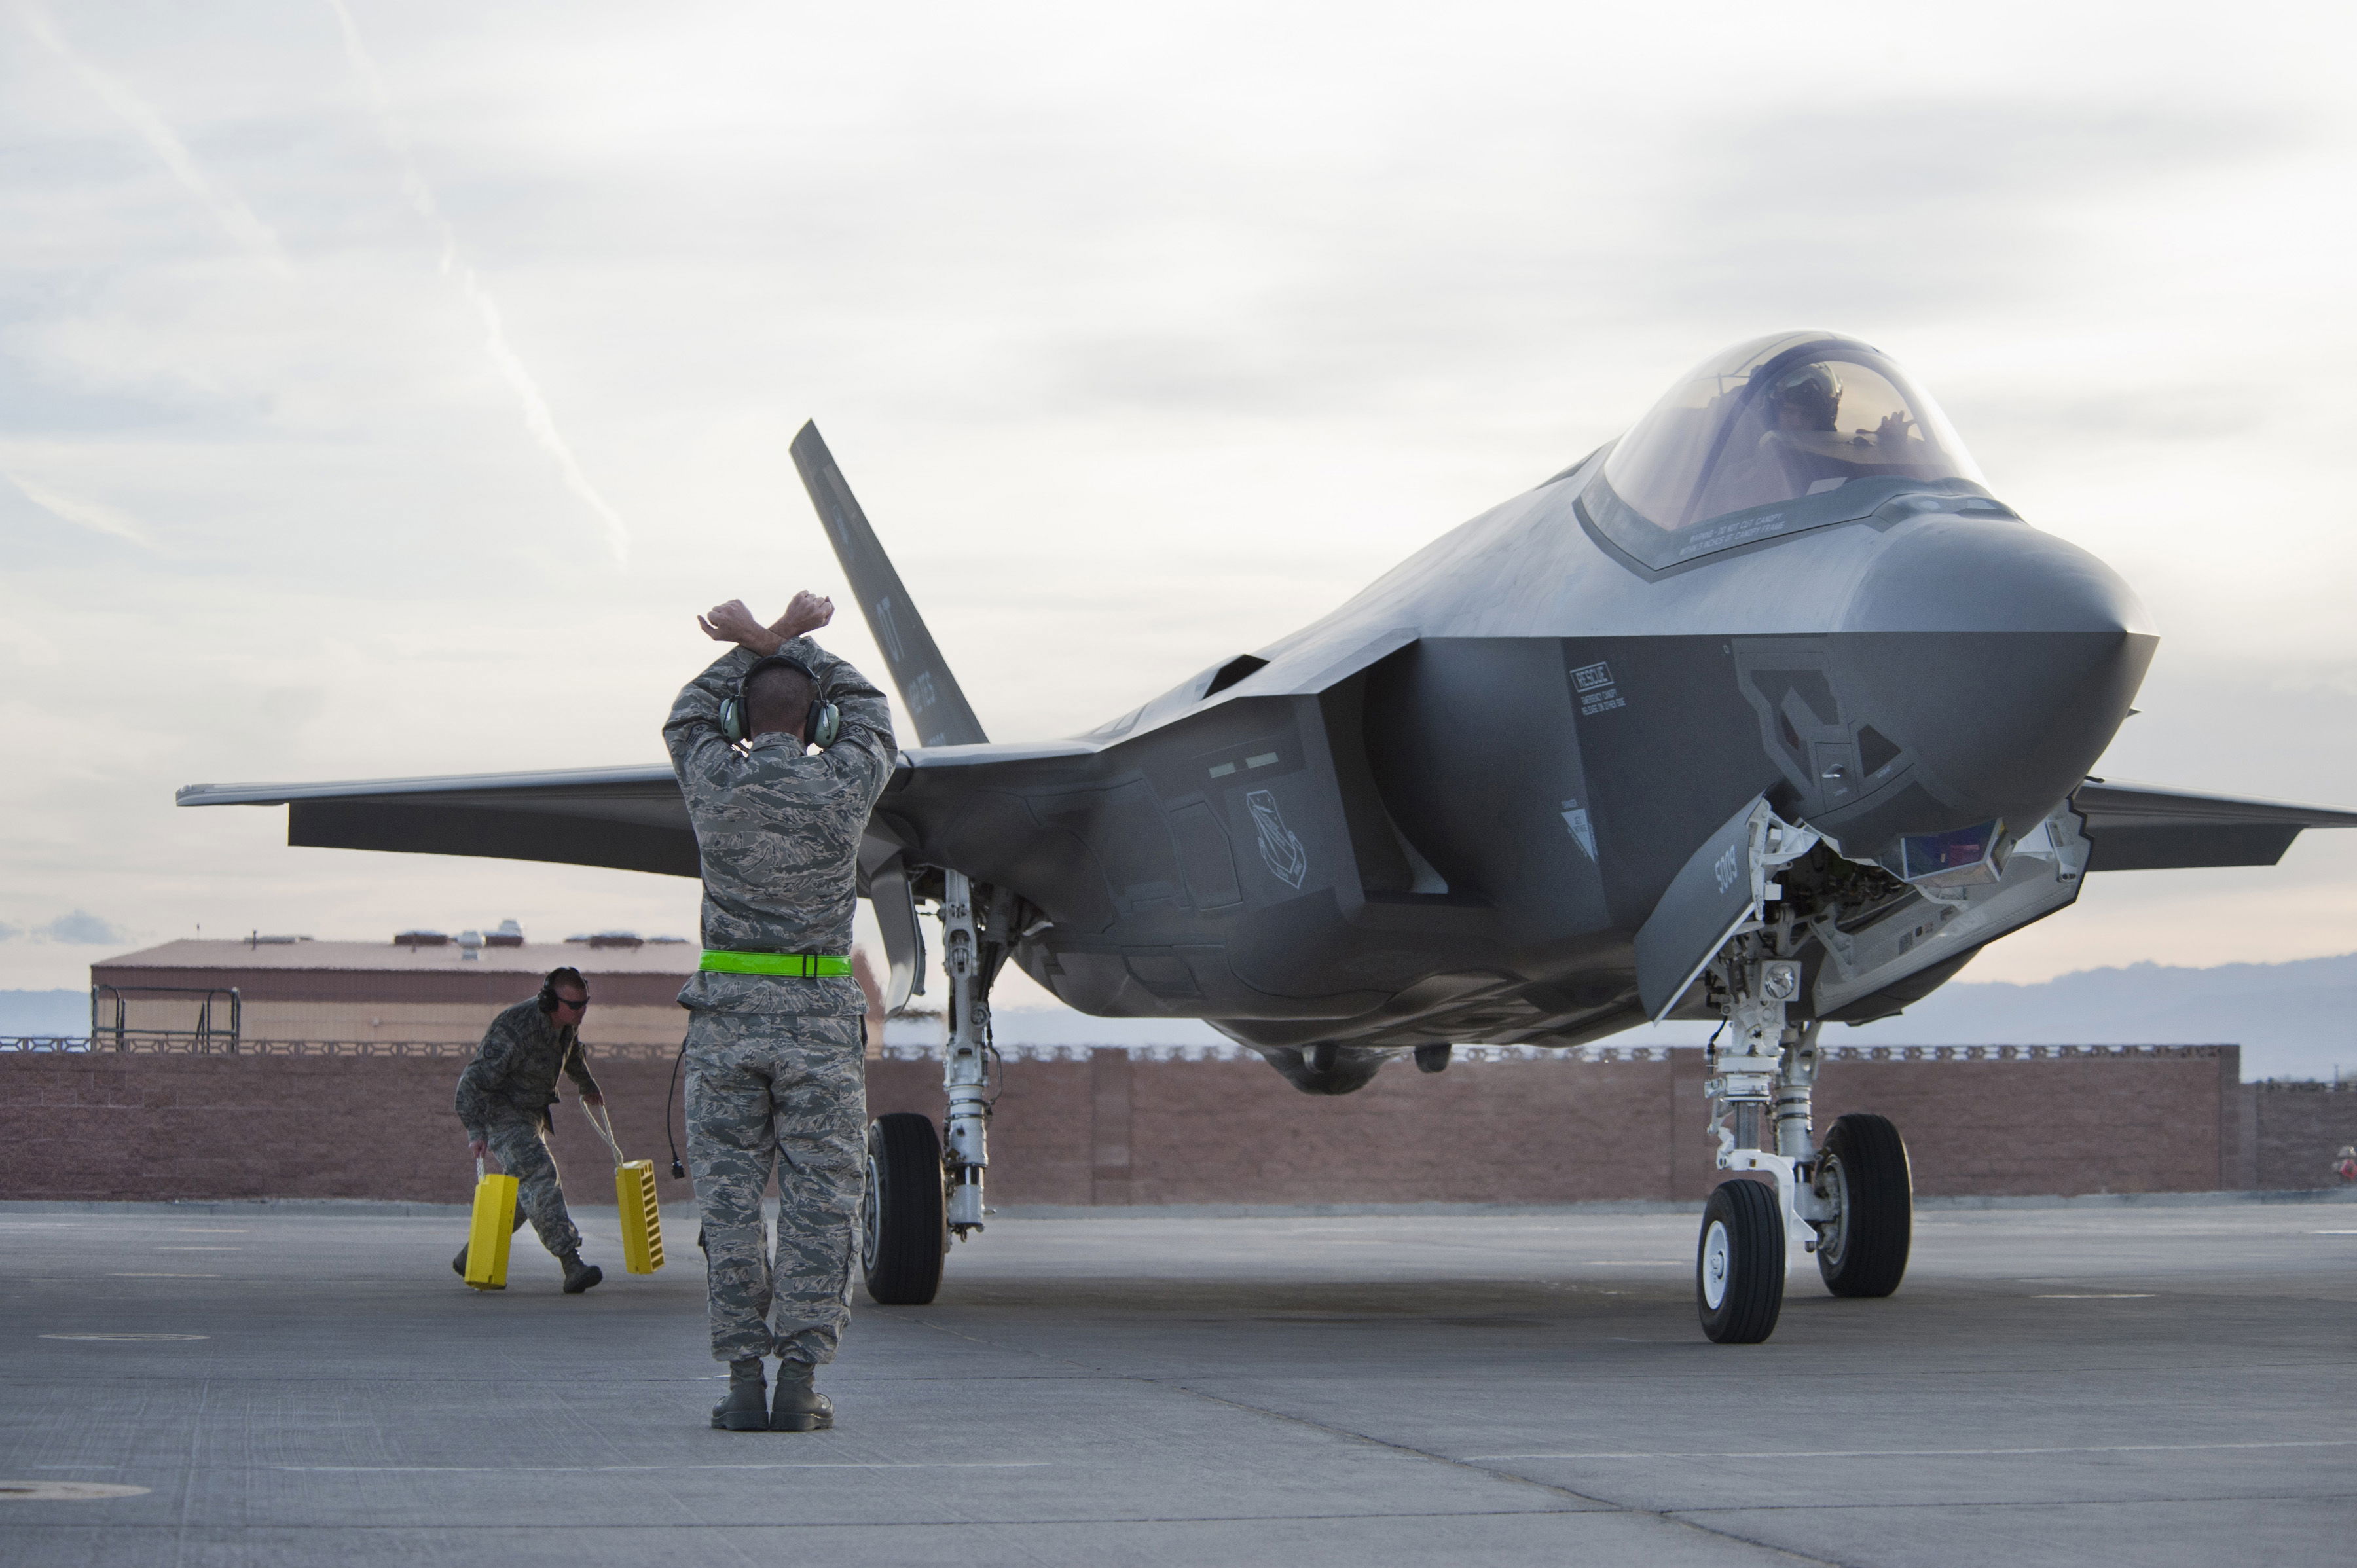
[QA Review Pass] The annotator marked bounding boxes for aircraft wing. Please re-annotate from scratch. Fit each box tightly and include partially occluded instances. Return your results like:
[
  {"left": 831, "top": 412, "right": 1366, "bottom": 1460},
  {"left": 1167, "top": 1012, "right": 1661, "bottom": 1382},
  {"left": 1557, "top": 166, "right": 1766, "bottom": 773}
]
[
  {"left": 2073, "top": 780, "right": 2357, "bottom": 871},
  {"left": 175, "top": 741, "right": 1097, "bottom": 879},
  {"left": 176, "top": 765, "right": 700, "bottom": 878}
]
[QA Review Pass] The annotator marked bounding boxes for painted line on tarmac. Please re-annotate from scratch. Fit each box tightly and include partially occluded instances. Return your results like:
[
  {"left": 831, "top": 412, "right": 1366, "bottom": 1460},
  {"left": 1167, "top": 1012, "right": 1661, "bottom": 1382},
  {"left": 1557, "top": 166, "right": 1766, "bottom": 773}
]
[
  {"left": 1459, "top": 1439, "right": 2357, "bottom": 1462},
  {"left": 276, "top": 1463, "right": 1053, "bottom": 1473}
]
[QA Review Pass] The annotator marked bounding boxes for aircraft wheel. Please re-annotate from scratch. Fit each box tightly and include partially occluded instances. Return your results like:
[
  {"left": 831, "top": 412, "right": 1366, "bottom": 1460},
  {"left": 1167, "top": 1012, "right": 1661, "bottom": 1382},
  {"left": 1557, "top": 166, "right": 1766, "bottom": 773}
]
[
  {"left": 1814, "top": 1112, "right": 1912, "bottom": 1298},
  {"left": 861, "top": 1112, "right": 946, "bottom": 1305},
  {"left": 1697, "top": 1178, "right": 1785, "bottom": 1343}
]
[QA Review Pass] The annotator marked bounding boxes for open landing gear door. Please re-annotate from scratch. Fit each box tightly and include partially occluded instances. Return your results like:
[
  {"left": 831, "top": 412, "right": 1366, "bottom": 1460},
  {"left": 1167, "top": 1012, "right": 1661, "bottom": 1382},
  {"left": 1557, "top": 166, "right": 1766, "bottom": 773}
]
[
  {"left": 859, "top": 837, "right": 926, "bottom": 1012},
  {"left": 1635, "top": 797, "right": 1763, "bottom": 1020},
  {"left": 1635, "top": 796, "right": 1820, "bottom": 1020}
]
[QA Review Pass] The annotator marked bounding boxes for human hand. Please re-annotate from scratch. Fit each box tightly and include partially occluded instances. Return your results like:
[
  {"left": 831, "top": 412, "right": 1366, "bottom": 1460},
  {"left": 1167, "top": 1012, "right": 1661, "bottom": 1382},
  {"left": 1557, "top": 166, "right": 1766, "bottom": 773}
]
[
  {"left": 583, "top": 1092, "right": 604, "bottom": 1107},
  {"left": 1873, "top": 410, "right": 1917, "bottom": 450},
  {"left": 698, "top": 599, "right": 772, "bottom": 649},
  {"left": 467, "top": 1137, "right": 489, "bottom": 1163},
  {"left": 770, "top": 591, "right": 835, "bottom": 640}
]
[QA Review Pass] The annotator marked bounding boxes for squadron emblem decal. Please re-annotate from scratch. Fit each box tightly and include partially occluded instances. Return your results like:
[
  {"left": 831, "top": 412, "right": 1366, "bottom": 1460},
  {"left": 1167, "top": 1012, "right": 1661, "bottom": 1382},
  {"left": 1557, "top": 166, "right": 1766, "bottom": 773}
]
[{"left": 1246, "top": 789, "right": 1309, "bottom": 890}]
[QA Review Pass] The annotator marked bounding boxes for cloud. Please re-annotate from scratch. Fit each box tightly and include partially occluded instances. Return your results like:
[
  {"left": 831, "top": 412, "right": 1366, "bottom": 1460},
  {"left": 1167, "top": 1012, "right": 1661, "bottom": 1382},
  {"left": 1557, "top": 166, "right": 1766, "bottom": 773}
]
[
  {"left": 5, "top": 912, "right": 132, "bottom": 945},
  {"left": 16, "top": 1, "right": 293, "bottom": 278},
  {"left": 325, "top": 0, "right": 633, "bottom": 569},
  {"left": 1, "top": 466, "right": 156, "bottom": 548}
]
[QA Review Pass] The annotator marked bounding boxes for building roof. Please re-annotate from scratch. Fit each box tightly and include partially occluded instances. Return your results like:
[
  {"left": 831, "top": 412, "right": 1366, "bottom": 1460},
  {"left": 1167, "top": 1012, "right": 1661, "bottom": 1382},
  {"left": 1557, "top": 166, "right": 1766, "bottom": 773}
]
[
  {"left": 90, "top": 940, "right": 705, "bottom": 1010},
  {"left": 94, "top": 939, "right": 703, "bottom": 976}
]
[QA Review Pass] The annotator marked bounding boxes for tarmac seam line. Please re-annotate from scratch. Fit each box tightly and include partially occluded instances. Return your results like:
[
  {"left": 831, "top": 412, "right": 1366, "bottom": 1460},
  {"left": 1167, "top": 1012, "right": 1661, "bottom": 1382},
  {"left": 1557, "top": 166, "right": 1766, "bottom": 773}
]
[
  {"left": 1666, "top": 1486, "right": 2357, "bottom": 1516},
  {"left": 902, "top": 1315, "right": 1848, "bottom": 1568}
]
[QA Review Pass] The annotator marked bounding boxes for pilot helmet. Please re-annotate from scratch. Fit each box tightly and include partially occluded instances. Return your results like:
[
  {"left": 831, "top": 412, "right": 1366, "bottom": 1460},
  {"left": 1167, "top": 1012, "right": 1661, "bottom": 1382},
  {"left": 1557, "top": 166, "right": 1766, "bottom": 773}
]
[{"left": 1767, "top": 361, "right": 1844, "bottom": 428}]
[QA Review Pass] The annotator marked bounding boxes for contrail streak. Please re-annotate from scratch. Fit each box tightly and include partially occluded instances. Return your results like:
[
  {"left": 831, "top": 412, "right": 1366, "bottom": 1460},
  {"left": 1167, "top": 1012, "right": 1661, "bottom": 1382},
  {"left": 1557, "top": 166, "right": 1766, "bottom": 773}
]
[
  {"left": 327, "top": 0, "right": 632, "bottom": 566},
  {"left": 1, "top": 465, "right": 157, "bottom": 549},
  {"left": 18, "top": 2, "right": 292, "bottom": 276}
]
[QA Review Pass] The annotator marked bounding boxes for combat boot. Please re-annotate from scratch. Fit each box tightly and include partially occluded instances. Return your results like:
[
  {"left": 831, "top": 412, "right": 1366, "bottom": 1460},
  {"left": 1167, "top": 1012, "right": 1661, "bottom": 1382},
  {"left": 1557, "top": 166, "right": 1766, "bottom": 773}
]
[
  {"left": 560, "top": 1252, "right": 604, "bottom": 1294},
  {"left": 710, "top": 1358, "right": 767, "bottom": 1432},
  {"left": 770, "top": 1361, "right": 834, "bottom": 1431}
]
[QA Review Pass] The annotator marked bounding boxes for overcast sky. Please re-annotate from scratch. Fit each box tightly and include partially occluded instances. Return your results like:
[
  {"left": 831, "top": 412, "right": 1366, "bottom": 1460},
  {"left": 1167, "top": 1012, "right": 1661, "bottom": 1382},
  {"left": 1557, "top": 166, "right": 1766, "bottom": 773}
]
[{"left": 3, "top": 0, "right": 2353, "bottom": 1000}]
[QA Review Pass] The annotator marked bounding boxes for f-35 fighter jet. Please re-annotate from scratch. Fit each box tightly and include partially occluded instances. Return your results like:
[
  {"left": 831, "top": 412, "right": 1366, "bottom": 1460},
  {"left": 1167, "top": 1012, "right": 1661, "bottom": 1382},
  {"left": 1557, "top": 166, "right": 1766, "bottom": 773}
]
[{"left": 182, "top": 330, "right": 2357, "bottom": 1341}]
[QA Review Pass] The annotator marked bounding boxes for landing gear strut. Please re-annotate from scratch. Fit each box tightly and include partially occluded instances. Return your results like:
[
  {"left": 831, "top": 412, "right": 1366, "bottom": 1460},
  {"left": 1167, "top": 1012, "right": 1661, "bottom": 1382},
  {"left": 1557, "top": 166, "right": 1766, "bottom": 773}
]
[
  {"left": 1691, "top": 820, "right": 1914, "bottom": 1343},
  {"left": 858, "top": 868, "right": 1008, "bottom": 1305}
]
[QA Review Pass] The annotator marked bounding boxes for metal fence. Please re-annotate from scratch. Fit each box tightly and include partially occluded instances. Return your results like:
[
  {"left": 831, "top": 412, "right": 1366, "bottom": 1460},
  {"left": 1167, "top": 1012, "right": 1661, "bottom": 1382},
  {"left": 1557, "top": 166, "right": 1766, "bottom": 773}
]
[
  {"left": 3, "top": 1036, "right": 2239, "bottom": 1065},
  {"left": 0, "top": 1036, "right": 685, "bottom": 1061},
  {"left": 87, "top": 985, "right": 241, "bottom": 1052}
]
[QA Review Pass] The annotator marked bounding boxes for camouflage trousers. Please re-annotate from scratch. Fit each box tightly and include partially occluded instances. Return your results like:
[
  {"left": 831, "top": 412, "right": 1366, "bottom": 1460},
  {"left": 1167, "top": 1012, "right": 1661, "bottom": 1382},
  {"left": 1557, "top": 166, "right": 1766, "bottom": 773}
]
[
  {"left": 484, "top": 1110, "right": 583, "bottom": 1260},
  {"left": 684, "top": 1011, "right": 867, "bottom": 1364}
]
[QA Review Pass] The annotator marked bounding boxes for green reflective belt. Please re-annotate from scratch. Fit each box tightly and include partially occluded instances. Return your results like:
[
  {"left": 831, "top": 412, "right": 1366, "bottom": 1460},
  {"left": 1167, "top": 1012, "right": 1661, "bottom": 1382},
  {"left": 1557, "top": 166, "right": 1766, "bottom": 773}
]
[{"left": 698, "top": 950, "right": 852, "bottom": 978}]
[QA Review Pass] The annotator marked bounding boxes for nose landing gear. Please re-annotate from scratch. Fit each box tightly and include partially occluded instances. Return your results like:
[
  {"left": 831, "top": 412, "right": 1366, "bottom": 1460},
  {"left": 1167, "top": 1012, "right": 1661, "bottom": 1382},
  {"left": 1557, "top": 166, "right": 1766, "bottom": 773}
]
[{"left": 1691, "top": 861, "right": 1914, "bottom": 1343}]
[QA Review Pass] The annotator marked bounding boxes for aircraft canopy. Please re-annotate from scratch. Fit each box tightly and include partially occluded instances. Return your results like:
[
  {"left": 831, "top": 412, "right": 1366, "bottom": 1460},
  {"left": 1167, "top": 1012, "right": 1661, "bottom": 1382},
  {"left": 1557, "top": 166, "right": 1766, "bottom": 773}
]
[{"left": 1601, "top": 332, "right": 1985, "bottom": 536}]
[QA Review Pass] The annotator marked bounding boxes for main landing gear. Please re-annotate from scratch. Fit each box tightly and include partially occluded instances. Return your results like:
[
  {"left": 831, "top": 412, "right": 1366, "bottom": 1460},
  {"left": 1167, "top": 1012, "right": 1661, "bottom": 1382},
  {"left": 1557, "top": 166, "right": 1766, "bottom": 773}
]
[
  {"left": 859, "top": 869, "right": 1008, "bottom": 1307},
  {"left": 1694, "top": 926, "right": 1914, "bottom": 1344}
]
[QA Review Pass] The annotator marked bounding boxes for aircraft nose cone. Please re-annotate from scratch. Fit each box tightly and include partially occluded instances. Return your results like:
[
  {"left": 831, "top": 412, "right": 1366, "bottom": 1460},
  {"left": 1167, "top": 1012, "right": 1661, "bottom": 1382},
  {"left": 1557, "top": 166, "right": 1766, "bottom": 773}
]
[
  {"left": 1841, "top": 512, "right": 2152, "bottom": 640},
  {"left": 1825, "top": 515, "right": 2156, "bottom": 845}
]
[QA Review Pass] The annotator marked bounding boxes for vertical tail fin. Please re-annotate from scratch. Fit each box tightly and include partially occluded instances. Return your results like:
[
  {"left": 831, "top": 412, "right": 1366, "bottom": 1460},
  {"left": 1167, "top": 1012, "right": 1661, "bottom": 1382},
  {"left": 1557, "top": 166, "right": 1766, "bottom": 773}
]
[{"left": 790, "top": 422, "right": 989, "bottom": 747}]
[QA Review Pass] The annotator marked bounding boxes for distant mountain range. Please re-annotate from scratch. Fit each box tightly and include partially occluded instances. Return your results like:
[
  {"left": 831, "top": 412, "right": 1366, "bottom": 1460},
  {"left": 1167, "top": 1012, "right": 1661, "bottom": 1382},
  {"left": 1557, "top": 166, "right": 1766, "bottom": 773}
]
[
  {"left": 11, "top": 953, "right": 2354, "bottom": 1080},
  {"left": 1802, "top": 953, "right": 2357, "bottom": 1082}
]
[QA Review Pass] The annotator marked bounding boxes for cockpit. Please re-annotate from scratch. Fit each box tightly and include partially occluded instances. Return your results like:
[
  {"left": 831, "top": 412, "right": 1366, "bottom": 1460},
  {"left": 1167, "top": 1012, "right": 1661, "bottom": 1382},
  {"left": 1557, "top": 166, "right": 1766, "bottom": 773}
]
[{"left": 1580, "top": 332, "right": 1997, "bottom": 568}]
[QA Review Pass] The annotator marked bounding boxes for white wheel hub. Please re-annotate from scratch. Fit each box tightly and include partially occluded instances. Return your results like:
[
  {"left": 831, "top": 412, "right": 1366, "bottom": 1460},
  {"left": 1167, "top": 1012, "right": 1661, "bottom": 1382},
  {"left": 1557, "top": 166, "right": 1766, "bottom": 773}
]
[{"left": 1700, "top": 1218, "right": 1732, "bottom": 1309}]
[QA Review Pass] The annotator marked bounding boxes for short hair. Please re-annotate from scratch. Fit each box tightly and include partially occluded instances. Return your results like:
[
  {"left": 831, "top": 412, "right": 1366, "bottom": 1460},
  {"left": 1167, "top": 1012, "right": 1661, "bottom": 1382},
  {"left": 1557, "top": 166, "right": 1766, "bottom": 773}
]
[
  {"left": 545, "top": 966, "right": 587, "bottom": 998},
  {"left": 744, "top": 662, "right": 814, "bottom": 740}
]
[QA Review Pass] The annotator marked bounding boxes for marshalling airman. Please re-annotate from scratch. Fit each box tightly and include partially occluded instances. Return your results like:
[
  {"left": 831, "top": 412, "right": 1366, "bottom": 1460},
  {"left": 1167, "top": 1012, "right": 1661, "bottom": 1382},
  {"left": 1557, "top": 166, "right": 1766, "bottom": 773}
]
[{"left": 665, "top": 589, "right": 896, "bottom": 1432}]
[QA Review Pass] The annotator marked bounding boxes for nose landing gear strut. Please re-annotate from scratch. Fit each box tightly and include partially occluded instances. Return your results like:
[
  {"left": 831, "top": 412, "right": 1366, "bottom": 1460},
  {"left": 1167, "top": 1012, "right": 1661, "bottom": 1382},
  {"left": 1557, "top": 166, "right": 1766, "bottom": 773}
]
[{"left": 1692, "top": 820, "right": 1914, "bottom": 1344}]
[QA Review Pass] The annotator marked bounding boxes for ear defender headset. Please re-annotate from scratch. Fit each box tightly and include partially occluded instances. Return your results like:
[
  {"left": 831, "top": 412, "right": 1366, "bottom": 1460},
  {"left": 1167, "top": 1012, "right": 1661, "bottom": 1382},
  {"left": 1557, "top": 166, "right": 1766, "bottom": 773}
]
[
  {"left": 536, "top": 968, "right": 588, "bottom": 1014},
  {"left": 719, "top": 654, "right": 841, "bottom": 750}
]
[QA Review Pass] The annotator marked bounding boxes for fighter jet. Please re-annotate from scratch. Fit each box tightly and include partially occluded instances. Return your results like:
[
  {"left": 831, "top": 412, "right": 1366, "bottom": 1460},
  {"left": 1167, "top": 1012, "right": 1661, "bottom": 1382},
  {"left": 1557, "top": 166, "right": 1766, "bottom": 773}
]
[{"left": 181, "top": 330, "right": 2357, "bottom": 1342}]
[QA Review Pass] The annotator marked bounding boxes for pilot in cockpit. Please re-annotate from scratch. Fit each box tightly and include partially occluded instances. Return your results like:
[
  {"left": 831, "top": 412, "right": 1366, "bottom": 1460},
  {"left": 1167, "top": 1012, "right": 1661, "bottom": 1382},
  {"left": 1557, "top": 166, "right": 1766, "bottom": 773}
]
[{"left": 1735, "top": 360, "right": 1921, "bottom": 502}]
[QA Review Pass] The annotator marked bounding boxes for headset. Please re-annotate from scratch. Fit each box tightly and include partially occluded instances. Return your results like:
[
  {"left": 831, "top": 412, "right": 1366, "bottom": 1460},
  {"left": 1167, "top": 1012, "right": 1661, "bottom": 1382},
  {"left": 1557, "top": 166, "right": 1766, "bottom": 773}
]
[
  {"left": 536, "top": 966, "right": 589, "bottom": 1015},
  {"left": 719, "top": 654, "right": 840, "bottom": 750}
]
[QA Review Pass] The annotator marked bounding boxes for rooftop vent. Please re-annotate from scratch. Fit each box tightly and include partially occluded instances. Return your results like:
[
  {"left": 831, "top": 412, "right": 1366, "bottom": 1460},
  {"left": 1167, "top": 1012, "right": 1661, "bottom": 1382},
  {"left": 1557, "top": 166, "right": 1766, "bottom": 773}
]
[
  {"left": 394, "top": 930, "right": 450, "bottom": 949},
  {"left": 586, "top": 931, "right": 644, "bottom": 950},
  {"left": 648, "top": 934, "right": 690, "bottom": 944},
  {"left": 484, "top": 919, "right": 525, "bottom": 949},
  {"left": 245, "top": 932, "right": 311, "bottom": 947}
]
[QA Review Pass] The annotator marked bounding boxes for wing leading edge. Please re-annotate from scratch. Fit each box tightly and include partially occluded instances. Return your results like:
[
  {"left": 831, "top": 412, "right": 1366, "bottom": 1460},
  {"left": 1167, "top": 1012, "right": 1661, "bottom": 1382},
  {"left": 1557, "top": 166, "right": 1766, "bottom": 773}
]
[
  {"left": 174, "top": 743, "right": 1099, "bottom": 881},
  {"left": 2072, "top": 780, "right": 2357, "bottom": 870},
  {"left": 177, "top": 766, "right": 698, "bottom": 878}
]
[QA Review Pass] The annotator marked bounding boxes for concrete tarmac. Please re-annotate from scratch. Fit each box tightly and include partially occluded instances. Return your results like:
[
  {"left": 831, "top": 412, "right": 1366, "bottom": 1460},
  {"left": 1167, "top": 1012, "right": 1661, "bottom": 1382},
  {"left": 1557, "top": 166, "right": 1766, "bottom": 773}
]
[{"left": 4, "top": 1199, "right": 2354, "bottom": 1565}]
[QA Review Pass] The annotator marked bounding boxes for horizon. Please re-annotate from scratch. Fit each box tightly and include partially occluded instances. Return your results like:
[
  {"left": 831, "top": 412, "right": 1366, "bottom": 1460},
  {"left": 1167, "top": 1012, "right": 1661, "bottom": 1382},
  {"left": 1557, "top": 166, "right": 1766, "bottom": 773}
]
[{"left": 5, "top": 2, "right": 2354, "bottom": 991}]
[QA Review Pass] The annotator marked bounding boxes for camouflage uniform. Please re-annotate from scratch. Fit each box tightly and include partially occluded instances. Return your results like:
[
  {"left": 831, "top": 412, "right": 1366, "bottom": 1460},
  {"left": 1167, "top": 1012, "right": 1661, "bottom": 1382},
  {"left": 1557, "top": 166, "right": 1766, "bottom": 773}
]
[
  {"left": 454, "top": 997, "right": 601, "bottom": 1259},
  {"left": 665, "top": 638, "right": 896, "bottom": 1365}
]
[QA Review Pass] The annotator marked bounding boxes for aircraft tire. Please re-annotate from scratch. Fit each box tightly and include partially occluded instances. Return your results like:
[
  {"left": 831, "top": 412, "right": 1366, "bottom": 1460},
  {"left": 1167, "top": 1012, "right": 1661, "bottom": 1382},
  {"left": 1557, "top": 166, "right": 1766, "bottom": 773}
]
[
  {"left": 861, "top": 1112, "right": 946, "bottom": 1306},
  {"left": 1697, "top": 1178, "right": 1784, "bottom": 1343},
  {"left": 1815, "top": 1112, "right": 1912, "bottom": 1298}
]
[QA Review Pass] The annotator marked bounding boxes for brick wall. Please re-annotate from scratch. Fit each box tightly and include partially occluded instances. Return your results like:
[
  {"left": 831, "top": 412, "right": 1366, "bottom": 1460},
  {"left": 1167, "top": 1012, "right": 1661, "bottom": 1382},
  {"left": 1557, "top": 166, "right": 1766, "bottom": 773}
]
[
  {"left": 2253, "top": 1081, "right": 2357, "bottom": 1191},
  {"left": 0, "top": 1044, "right": 2262, "bottom": 1206}
]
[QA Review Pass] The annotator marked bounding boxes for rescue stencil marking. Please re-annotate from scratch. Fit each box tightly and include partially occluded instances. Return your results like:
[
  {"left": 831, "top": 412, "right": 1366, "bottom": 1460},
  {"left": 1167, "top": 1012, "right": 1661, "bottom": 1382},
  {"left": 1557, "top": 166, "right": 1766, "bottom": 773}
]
[
  {"left": 1208, "top": 763, "right": 1235, "bottom": 778},
  {"left": 1571, "top": 661, "right": 1626, "bottom": 716},
  {"left": 1245, "top": 752, "right": 1279, "bottom": 769}
]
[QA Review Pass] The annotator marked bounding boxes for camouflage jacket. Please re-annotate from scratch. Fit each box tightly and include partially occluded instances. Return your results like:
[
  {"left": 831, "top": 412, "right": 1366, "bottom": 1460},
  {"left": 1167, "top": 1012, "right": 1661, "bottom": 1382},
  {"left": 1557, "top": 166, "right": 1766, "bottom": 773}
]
[
  {"left": 663, "top": 637, "right": 896, "bottom": 1017},
  {"left": 454, "top": 997, "right": 602, "bottom": 1135}
]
